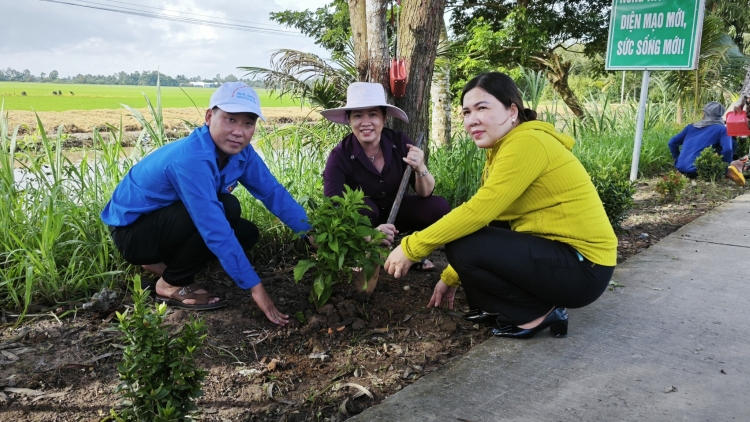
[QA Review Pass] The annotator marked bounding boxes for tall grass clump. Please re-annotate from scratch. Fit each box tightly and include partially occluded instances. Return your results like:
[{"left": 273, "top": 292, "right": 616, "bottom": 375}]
[
  {"left": 0, "top": 107, "right": 131, "bottom": 312},
  {"left": 572, "top": 123, "right": 675, "bottom": 179},
  {"left": 430, "top": 133, "right": 484, "bottom": 207}
]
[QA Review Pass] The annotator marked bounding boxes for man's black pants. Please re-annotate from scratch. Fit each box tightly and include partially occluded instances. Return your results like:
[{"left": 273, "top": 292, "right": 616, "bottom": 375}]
[
  {"left": 446, "top": 225, "right": 614, "bottom": 326},
  {"left": 110, "top": 194, "right": 259, "bottom": 286}
]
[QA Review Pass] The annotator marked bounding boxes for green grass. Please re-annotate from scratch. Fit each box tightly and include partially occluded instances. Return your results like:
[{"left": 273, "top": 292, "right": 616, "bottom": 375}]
[
  {"left": 0, "top": 82, "right": 299, "bottom": 111},
  {"left": 0, "top": 85, "right": 686, "bottom": 318}
]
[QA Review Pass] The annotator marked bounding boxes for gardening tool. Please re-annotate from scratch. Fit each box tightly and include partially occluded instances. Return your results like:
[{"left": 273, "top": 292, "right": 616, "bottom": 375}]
[{"left": 354, "top": 132, "right": 425, "bottom": 294}]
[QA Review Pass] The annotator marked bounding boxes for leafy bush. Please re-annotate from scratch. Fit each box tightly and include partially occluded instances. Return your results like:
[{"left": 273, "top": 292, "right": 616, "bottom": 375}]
[
  {"left": 734, "top": 136, "right": 749, "bottom": 161},
  {"left": 294, "top": 186, "right": 386, "bottom": 307},
  {"left": 586, "top": 164, "right": 636, "bottom": 229},
  {"left": 111, "top": 276, "right": 207, "bottom": 422},
  {"left": 655, "top": 170, "right": 688, "bottom": 202},
  {"left": 694, "top": 147, "right": 727, "bottom": 182}
]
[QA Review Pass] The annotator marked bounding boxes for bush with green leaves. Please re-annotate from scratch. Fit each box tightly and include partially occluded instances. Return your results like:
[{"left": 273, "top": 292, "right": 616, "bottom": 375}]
[
  {"left": 655, "top": 170, "right": 688, "bottom": 202},
  {"left": 111, "top": 276, "right": 207, "bottom": 422},
  {"left": 734, "top": 136, "right": 750, "bottom": 161},
  {"left": 294, "top": 186, "right": 386, "bottom": 307},
  {"left": 585, "top": 164, "right": 636, "bottom": 229},
  {"left": 694, "top": 147, "right": 727, "bottom": 183}
]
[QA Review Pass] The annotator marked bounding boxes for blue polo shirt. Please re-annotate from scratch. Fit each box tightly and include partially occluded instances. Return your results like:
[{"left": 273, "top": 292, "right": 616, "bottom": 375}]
[
  {"left": 668, "top": 124, "right": 733, "bottom": 174},
  {"left": 101, "top": 125, "right": 311, "bottom": 289}
]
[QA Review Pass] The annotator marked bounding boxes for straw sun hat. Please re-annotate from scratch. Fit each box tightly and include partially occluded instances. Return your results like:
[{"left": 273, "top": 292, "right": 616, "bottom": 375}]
[{"left": 320, "top": 82, "right": 409, "bottom": 124}]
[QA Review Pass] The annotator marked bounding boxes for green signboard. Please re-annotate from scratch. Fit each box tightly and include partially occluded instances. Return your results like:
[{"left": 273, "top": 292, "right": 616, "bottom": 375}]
[{"left": 605, "top": 0, "right": 705, "bottom": 70}]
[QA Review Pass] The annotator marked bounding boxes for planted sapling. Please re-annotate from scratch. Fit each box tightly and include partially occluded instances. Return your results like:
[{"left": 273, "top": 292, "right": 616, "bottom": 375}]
[
  {"left": 111, "top": 275, "right": 207, "bottom": 422},
  {"left": 294, "top": 186, "right": 386, "bottom": 307}
]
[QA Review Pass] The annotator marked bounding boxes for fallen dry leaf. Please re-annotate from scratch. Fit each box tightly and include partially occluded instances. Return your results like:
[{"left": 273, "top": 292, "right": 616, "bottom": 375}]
[
  {"left": 0, "top": 350, "right": 19, "bottom": 362},
  {"left": 339, "top": 382, "right": 374, "bottom": 399},
  {"left": 5, "top": 387, "right": 45, "bottom": 396},
  {"left": 308, "top": 352, "right": 329, "bottom": 361},
  {"left": 32, "top": 392, "right": 67, "bottom": 402}
]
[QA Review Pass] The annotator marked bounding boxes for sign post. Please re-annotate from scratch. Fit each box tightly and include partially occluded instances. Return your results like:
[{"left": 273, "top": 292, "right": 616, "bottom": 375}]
[{"left": 605, "top": 0, "right": 706, "bottom": 180}]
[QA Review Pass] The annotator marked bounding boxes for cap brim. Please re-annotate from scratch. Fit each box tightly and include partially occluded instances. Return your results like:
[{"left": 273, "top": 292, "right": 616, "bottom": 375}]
[
  {"left": 320, "top": 105, "right": 408, "bottom": 124},
  {"left": 215, "top": 104, "right": 266, "bottom": 121}
]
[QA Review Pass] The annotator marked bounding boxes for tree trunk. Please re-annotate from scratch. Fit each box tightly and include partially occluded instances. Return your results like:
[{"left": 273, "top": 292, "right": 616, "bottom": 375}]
[
  {"left": 392, "top": 0, "right": 447, "bottom": 146},
  {"left": 430, "top": 24, "right": 452, "bottom": 147},
  {"left": 348, "top": 0, "right": 368, "bottom": 81},
  {"left": 365, "top": 0, "right": 390, "bottom": 96},
  {"left": 533, "top": 51, "right": 585, "bottom": 118}
]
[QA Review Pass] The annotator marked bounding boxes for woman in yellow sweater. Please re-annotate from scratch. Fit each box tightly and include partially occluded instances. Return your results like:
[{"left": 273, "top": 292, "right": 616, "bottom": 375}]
[{"left": 384, "top": 72, "right": 617, "bottom": 339}]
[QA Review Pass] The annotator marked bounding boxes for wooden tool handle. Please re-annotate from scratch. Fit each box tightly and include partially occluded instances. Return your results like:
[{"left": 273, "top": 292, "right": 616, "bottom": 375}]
[{"left": 386, "top": 132, "right": 425, "bottom": 225}]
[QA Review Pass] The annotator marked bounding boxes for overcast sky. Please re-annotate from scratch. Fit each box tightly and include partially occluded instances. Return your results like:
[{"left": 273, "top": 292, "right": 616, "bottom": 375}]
[{"left": 1, "top": 0, "right": 331, "bottom": 79}]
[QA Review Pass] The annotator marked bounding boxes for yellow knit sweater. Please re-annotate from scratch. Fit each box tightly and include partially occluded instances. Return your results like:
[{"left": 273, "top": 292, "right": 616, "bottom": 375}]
[{"left": 402, "top": 120, "right": 618, "bottom": 287}]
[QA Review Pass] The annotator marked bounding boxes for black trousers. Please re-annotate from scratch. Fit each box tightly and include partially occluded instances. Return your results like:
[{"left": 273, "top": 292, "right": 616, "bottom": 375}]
[
  {"left": 110, "top": 194, "right": 259, "bottom": 287},
  {"left": 446, "top": 225, "right": 614, "bottom": 325},
  {"left": 362, "top": 195, "right": 451, "bottom": 232}
]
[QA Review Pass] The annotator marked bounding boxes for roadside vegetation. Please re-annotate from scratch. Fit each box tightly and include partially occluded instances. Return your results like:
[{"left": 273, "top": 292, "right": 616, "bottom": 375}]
[{"left": 0, "top": 81, "right": 699, "bottom": 315}]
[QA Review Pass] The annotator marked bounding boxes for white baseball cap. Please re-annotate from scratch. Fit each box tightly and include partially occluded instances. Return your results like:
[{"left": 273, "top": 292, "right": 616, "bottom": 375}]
[{"left": 209, "top": 82, "right": 266, "bottom": 121}]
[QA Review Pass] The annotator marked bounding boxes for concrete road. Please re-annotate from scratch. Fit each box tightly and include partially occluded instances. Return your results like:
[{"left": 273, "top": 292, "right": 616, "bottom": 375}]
[{"left": 352, "top": 193, "right": 750, "bottom": 422}]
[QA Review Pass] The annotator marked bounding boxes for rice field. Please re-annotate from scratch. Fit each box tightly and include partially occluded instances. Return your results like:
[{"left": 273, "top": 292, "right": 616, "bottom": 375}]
[{"left": 0, "top": 82, "right": 299, "bottom": 111}]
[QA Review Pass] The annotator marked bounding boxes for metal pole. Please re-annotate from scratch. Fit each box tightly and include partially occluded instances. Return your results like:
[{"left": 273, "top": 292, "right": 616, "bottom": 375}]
[
  {"left": 630, "top": 70, "right": 650, "bottom": 181},
  {"left": 621, "top": 71, "right": 626, "bottom": 104}
]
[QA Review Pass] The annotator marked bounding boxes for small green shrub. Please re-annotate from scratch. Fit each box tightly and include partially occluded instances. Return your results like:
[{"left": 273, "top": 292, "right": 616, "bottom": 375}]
[
  {"left": 655, "top": 170, "right": 688, "bottom": 202},
  {"left": 294, "top": 186, "right": 386, "bottom": 307},
  {"left": 111, "top": 275, "right": 207, "bottom": 422},
  {"left": 734, "top": 136, "right": 749, "bottom": 161},
  {"left": 694, "top": 147, "right": 727, "bottom": 183},
  {"left": 587, "top": 164, "right": 636, "bottom": 229}
]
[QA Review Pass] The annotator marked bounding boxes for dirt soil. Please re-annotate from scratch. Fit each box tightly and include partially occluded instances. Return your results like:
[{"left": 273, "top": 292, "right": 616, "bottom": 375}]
[{"left": 0, "top": 178, "right": 746, "bottom": 421}]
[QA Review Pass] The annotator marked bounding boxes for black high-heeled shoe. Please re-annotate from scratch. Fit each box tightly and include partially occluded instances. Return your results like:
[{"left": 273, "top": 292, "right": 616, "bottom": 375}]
[
  {"left": 462, "top": 309, "right": 500, "bottom": 325},
  {"left": 491, "top": 307, "right": 568, "bottom": 339}
]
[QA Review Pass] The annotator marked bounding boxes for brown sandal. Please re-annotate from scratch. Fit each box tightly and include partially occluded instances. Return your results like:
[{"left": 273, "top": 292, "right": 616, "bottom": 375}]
[{"left": 155, "top": 284, "right": 226, "bottom": 310}]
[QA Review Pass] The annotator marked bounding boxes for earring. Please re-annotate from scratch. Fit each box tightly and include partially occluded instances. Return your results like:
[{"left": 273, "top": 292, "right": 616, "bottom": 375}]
[{"left": 511, "top": 118, "right": 516, "bottom": 123}]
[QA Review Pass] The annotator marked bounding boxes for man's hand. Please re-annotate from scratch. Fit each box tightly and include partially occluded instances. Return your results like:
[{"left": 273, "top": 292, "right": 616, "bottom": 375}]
[
  {"left": 376, "top": 224, "right": 398, "bottom": 246},
  {"left": 426, "top": 280, "right": 457, "bottom": 309},
  {"left": 305, "top": 233, "right": 318, "bottom": 248},
  {"left": 384, "top": 244, "right": 415, "bottom": 278},
  {"left": 251, "top": 283, "right": 289, "bottom": 326}
]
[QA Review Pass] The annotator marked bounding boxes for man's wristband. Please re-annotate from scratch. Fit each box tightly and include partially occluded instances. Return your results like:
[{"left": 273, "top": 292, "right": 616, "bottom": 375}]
[{"left": 417, "top": 169, "right": 429, "bottom": 178}]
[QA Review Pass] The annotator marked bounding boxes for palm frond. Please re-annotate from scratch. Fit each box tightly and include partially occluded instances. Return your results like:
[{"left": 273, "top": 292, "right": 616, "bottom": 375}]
[{"left": 239, "top": 42, "right": 357, "bottom": 111}]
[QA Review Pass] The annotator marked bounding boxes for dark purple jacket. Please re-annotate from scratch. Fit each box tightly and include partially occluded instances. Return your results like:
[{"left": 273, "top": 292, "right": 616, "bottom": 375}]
[{"left": 324, "top": 128, "right": 428, "bottom": 209}]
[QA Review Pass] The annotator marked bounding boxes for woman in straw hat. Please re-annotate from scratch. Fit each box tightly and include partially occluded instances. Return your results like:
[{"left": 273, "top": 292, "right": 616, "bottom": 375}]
[{"left": 321, "top": 82, "right": 450, "bottom": 271}]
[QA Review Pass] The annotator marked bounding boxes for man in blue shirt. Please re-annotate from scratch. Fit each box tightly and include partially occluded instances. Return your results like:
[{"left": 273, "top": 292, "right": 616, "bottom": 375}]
[
  {"left": 668, "top": 101, "right": 733, "bottom": 178},
  {"left": 101, "top": 82, "right": 312, "bottom": 325}
]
